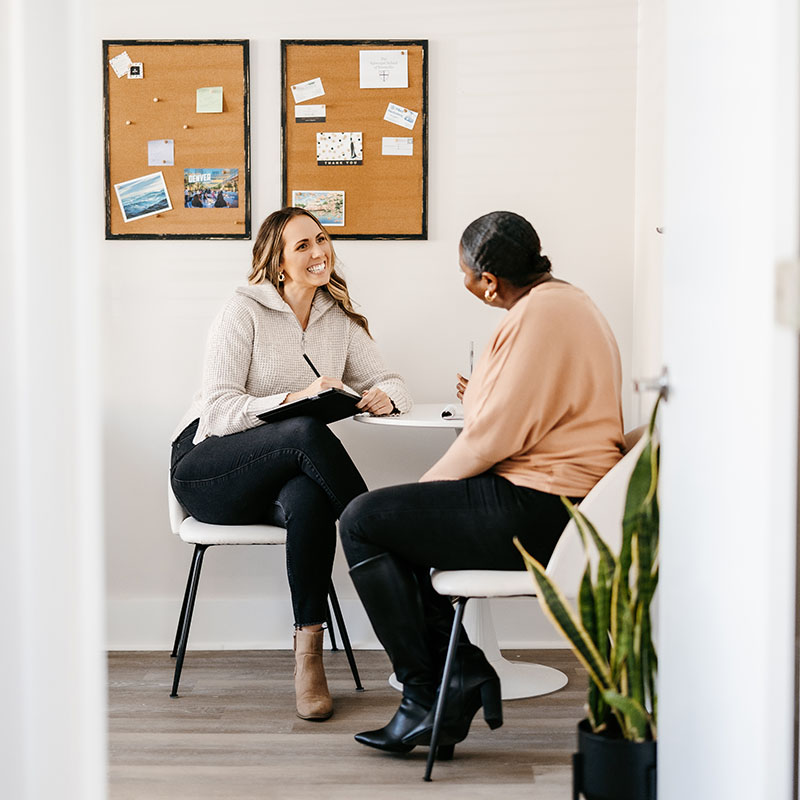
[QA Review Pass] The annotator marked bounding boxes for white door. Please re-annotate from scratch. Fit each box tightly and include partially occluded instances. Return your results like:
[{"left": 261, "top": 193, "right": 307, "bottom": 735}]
[{"left": 658, "top": 0, "right": 799, "bottom": 798}]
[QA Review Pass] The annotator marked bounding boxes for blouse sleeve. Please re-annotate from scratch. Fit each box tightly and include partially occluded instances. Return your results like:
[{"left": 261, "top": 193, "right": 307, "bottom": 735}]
[
  {"left": 342, "top": 320, "right": 413, "bottom": 413},
  {"left": 197, "top": 303, "right": 288, "bottom": 438},
  {"left": 420, "top": 304, "right": 566, "bottom": 481}
]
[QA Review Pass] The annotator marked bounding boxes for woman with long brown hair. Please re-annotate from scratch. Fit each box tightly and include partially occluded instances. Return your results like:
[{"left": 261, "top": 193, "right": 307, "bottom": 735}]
[{"left": 171, "top": 207, "right": 411, "bottom": 721}]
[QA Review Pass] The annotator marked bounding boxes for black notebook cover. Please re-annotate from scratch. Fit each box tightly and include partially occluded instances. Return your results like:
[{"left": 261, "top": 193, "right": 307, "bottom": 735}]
[{"left": 256, "top": 387, "right": 361, "bottom": 425}]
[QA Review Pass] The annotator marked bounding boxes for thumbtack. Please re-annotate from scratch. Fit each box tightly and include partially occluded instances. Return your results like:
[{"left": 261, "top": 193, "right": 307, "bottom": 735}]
[
  {"left": 183, "top": 124, "right": 189, "bottom": 129},
  {"left": 153, "top": 97, "right": 159, "bottom": 103},
  {"left": 125, "top": 120, "right": 132, "bottom": 125}
]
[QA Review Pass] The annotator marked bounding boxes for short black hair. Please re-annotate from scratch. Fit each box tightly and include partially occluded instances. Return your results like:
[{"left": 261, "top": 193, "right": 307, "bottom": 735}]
[{"left": 460, "top": 211, "right": 551, "bottom": 287}]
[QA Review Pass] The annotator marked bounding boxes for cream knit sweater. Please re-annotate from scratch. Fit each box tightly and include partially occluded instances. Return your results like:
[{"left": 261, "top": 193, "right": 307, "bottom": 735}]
[{"left": 173, "top": 283, "right": 412, "bottom": 443}]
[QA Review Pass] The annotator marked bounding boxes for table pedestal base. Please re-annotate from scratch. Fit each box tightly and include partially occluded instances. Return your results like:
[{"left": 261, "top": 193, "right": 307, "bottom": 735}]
[{"left": 388, "top": 598, "right": 568, "bottom": 700}]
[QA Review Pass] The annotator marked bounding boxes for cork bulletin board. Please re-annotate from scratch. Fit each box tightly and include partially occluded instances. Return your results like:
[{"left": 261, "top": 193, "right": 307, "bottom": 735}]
[
  {"left": 282, "top": 40, "right": 428, "bottom": 239},
  {"left": 103, "top": 39, "right": 250, "bottom": 239}
]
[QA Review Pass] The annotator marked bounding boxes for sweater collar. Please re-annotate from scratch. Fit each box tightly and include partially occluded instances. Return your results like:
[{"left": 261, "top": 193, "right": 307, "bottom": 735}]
[{"left": 235, "top": 282, "right": 336, "bottom": 322}]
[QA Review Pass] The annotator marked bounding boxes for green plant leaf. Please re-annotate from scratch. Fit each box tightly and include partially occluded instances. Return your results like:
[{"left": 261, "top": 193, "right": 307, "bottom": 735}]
[
  {"left": 612, "top": 575, "right": 633, "bottom": 686},
  {"left": 603, "top": 691, "right": 650, "bottom": 742},
  {"left": 595, "top": 556, "right": 612, "bottom": 661},
  {"left": 562, "top": 497, "right": 616, "bottom": 579},
  {"left": 514, "top": 537, "right": 613, "bottom": 693},
  {"left": 630, "top": 601, "right": 645, "bottom": 710},
  {"left": 579, "top": 566, "right": 597, "bottom": 647}
]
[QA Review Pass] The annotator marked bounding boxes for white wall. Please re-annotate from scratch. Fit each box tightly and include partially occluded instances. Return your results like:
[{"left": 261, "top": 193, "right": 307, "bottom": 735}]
[
  {"left": 632, "top": 0, "right": 664, "bottom": 423},
  {"left": 102, "top": 0, "right": 639, "bottom": 649}
]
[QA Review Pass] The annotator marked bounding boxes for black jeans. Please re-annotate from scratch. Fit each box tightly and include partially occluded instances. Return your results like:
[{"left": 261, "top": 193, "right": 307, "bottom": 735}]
[
  {"left": 340, "top": 473, "right": 577, "bottom": 569},
  {"left": 171, "top": 416, "right": 368, "bottom": 627},
  {"left": 339, "top": 473, "right": 579, "bottom": 665}
]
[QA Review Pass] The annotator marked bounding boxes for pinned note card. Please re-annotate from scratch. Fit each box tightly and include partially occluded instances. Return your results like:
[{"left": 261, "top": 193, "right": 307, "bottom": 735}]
[
  {"left": 148, "top": 139, "right": 174, "bottom": 166},
  {"left": 109, "top": 51, "right": 133, "bottom": 78},
  {"left": 295, "top": 104, "right": 326, "bottom": 123},
  {"left": 382, "top": 137, "right": 413, "bottom": 156},
  {"left": 384, "top": 102, "right": 418, "bottom": 131},
  {"left": 196, "top": 86, "right": 223, "bottom": 113},
  {"left": 291, "top": 78, "right": 325, "bottom": 104},
  {"left": 316, "top": 132, "right": 363, "bottom": 166},
  {"left": 359, "top": 50, "right": 408, "bottom": 89}
]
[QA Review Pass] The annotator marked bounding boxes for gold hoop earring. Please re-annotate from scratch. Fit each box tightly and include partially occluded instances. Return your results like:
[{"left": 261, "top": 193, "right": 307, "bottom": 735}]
[
  {"left": 278, "top": 271, "right": 285, "bottom": 283},
  {"left": 484, "top": 288, "right": 497, "bottom": 303}
]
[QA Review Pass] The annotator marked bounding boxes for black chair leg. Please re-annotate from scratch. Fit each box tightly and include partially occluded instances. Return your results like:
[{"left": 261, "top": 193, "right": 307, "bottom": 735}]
[
  {"left": 424, "top": 596, "right": 468, "bottom": 782},
  {"left": 171, "top": 547, "right": 197, "bottom": 657},
  {"left": 325, "top": 602, "right": 339, "bottom": 651},
  {"left": 328, "top": 581, "right": 364, "bottom": 691},
  {"left": 170, "top": 544, "right": 208, "bottom": 698}
]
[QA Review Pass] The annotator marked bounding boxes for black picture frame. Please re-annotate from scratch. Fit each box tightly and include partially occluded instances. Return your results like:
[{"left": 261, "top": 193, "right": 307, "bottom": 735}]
[
  {"left": 281, "top": 39, "right": 429, "bottom": 240},
  {"left": 103, "top": 39, "right": 251, "bottom": 240}
]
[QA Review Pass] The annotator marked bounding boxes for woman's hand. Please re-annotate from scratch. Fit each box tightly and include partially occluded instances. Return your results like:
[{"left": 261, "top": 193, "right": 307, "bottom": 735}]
[
  {"left": 284, "top": 376, "right": 344, "bottom": 405},
  {"left": 356, "top": 386, "right": 394, "bottom": 416},
  {"left": 456, "top": 372, "right": 469, "bottom": 401}
]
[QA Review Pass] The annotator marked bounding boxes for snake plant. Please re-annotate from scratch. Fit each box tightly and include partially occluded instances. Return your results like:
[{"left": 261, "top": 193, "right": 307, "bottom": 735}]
[{"left": 514, "top": 397, "right": 660, "bottom": 742}]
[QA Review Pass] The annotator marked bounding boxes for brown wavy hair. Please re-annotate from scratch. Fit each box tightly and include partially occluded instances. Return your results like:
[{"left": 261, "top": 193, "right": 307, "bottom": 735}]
[{"left": 248, "top": 207, "right": 371, "bottom": 336}]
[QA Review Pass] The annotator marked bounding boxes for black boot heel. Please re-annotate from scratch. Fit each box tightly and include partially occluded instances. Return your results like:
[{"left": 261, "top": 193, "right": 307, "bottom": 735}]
[
  {"left": 480, "top": 677, "right": 503, "bottom": 730},
  {"left": 436, "top": 744, "right": 455, "bottom": 761}
]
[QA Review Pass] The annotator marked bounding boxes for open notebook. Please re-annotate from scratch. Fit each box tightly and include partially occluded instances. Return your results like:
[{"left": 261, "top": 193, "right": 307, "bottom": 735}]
[
  {"left": 441, "top": 403, "right": 464, "bottom": 420},
  {"left": 257, "top": 387, "right": 361, "bottom": 425}
]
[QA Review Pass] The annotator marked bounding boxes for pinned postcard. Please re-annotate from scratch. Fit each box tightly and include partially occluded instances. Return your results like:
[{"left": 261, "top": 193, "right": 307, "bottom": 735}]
[
  {"left": 359, "top": 50, "right": 408, "bottom": 89},
  {"left": 196, "top": 86, "right": 223, "bottom": 113},
  {"left": 109, "top": 51, "right": 133, "bottom": 78},
  {"left": 292, "top": 190, "right": 345, "bottom": 227},
  {"left": 382, "top": 137, "right": 413, "bottom": 156},
  {"left": 316, "top": 132, "right": 363, "bottom": 166},
  {"left": 148, "top": 139, "right": 174, "bottom": 166},
  {"left": 114, "top": 172, "right": 172, "bottom": 223},
  {"left": 184, "top": 169, "right": 239, "bottom": 208},
  {"left": 127, "top": 63, "right": 143, "bottom": 79},
  {"left": 384, "top": 102, "right": 418, "bottom": 131},
  {"left": 295, "top": 104, "right": 326, "bottom": 123},
  {"left": 291, "top": 77, "right": 325, "bottom": 104}
]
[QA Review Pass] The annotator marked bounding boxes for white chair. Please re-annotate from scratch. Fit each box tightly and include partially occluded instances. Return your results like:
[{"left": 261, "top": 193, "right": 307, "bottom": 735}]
[
  {"left": 167, "top": 474, "right": 363, "bottom": 698},
  {"left": 423, "top": 426, "right": 648, "bottom": 780}
]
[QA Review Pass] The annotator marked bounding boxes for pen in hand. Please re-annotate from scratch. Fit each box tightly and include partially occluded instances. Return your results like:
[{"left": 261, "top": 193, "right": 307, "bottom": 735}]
[{"left": 303, "top": 352, "right": 321, "bottom": 378}]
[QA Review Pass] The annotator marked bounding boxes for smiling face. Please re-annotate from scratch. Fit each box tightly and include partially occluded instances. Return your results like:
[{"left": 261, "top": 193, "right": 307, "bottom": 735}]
[{"left": 280, "top": 214, "right": 333, "bottom": 290}]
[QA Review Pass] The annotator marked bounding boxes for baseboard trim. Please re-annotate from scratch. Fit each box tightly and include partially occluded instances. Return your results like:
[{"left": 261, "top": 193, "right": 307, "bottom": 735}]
[{"left": 106, "top": 595, "right": 569, "bottom": 651}]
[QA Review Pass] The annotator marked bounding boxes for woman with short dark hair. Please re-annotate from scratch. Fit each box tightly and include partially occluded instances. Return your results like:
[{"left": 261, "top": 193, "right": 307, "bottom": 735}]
[{"left": 339, "top": 210, "right": 625, "bottom": 757}]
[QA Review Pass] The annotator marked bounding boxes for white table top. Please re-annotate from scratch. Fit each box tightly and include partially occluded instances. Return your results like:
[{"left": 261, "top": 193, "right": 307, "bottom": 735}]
[{"left": 354, "top": 402, "right": 464, "bottom": 429}]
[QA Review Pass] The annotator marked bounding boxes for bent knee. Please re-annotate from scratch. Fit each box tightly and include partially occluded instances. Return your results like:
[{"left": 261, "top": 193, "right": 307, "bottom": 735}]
[
  {"left": 278, "top": 415, "right": 329, "bottom": 441},
  {"left": 339, "top": 491, "right": 372, "bottom": 539}
]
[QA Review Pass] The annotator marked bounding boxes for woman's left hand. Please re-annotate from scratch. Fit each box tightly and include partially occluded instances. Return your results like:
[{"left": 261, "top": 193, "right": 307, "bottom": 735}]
[{"left": 356, "top": 387, "right": 394, "bottom": 416}]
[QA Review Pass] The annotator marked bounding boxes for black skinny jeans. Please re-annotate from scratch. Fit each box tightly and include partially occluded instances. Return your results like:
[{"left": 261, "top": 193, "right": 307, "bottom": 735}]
[
  {"left": 339, "top": 473, "right": 579, "bottom": 668},
  {"left": 171, "top": 416, "right": 368, "bottom": 627}
]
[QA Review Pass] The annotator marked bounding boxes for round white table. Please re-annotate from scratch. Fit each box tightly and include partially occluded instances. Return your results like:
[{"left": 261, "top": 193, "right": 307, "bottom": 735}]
[{"left": 353, "top": 403, "right": 567, "bottom": 700}]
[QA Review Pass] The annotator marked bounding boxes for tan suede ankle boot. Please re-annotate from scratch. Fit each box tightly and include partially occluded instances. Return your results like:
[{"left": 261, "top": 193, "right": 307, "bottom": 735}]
[{"left": 294, "top": 628, "right": 333, "bottom": 721}]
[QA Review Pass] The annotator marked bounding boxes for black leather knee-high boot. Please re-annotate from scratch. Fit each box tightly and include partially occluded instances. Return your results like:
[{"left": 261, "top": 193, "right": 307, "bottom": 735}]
[
  {"left": 402, "top": 566, "right": 503, "bottom": 747},
  {"left": 348, "top": 553, "right": 438, "bottom": 753}
]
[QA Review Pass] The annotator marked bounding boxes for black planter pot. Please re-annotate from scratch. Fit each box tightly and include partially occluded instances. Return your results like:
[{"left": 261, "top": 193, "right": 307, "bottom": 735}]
[{"left": 572, "top": 719, "right": 657, "bottom": 800}]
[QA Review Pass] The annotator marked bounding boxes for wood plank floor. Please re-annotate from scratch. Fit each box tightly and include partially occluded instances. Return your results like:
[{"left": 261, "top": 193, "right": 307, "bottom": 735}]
[{"left": 108, "top": 648, "right": 586, "bottom": 799}]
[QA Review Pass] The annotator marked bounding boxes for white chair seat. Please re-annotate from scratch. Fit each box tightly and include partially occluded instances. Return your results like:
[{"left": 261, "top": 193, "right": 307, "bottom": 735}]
[
  {"left": 431, "top": 569, "right": 535, "bottom": 599},
  {"left": 178, "top": 517, "right": 288, "bottom": 546}
]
